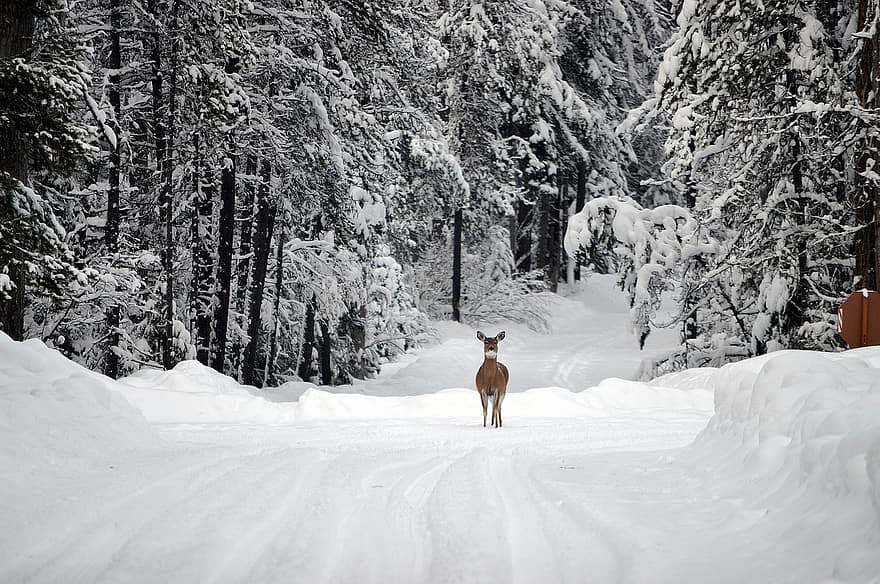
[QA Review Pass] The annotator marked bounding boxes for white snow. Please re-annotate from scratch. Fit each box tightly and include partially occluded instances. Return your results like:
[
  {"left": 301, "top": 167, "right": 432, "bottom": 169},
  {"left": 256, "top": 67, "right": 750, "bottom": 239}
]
[
  {"left": 0, "top": 335, "right": 159, "bottom": 470},
  {"left": 2, "top": 275, "right": 880, "bottom": 583}
]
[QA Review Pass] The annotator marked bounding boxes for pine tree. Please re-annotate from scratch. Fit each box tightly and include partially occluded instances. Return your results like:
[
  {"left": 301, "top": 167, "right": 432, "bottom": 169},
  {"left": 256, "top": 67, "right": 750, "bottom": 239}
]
[
  {"left": 614, "top": 0, "right": 877, "bottom": 369},
  {"left": 104, "top": 0, "right": 123, "bottom": 378},
  {"left": 0, "top": 1, "right": 95, "bottom": 340}
]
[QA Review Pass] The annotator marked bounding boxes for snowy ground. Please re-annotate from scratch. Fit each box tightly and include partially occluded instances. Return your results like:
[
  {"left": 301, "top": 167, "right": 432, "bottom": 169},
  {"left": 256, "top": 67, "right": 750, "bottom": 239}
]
[{"left": 2, "top": 275, "right": 879, "bottom": 583}]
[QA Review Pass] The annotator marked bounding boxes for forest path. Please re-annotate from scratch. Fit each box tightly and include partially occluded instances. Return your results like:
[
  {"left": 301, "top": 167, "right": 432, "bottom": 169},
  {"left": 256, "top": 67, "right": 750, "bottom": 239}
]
[
  {"left": 353, "top": 275, "right": 679, "bottom": 397},
  {"left": 3, "top": 276, "right": 853, "bottom": 584},
  {"left": 3, "top": 413, "right": 723, "bottom": 584}
]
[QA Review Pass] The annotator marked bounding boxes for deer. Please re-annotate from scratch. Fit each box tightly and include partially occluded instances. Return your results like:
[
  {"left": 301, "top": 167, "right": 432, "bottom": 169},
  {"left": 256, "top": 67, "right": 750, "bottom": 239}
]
[{"left": 475, "top": 330, "right": 509, "bottom": 428}]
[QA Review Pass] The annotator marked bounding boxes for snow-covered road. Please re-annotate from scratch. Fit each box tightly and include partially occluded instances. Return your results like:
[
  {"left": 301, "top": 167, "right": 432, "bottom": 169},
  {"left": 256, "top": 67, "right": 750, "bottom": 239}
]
[
  {"left": 5, "top": 414, "right": 711, "bottom": 584},
  {"left": 3, "top": 276, "right": 880, "bottom": 583}
]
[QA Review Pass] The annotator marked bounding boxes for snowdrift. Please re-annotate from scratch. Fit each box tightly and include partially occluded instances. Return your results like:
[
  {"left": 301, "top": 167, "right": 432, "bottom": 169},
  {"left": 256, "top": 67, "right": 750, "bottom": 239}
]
[
  {"left": 0, "top": 332, "right": 158, "bottom": 469},
  {"left": 0, "top": 329, "right": 712, "bottom": 433},
  {"left": 114, "top": 358, "right": 713, "bottom": 424},
  {"left": 294, "top": 380, "right": 711, "bottom": 421},
  {"left": 117, "top": 360, "right": 312, "bottom": 424},
  {"left": 694, "top": 349, "right": 880, "bottom": 542}
]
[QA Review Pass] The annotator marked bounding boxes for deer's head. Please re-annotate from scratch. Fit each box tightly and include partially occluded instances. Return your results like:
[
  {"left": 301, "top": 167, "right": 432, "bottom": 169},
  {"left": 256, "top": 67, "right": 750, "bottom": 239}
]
[{"left": 476, "top": 330, "right": 506, "bottom": 358}]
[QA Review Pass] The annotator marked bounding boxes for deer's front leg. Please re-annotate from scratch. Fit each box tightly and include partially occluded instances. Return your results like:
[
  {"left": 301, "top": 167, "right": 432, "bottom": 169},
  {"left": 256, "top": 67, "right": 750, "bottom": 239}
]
[
  {"left": 495, "top": 393, "right": 504, "bottom": 428},
  {"left": 480, "top": 391, "right": 488, "bottom": 427}
]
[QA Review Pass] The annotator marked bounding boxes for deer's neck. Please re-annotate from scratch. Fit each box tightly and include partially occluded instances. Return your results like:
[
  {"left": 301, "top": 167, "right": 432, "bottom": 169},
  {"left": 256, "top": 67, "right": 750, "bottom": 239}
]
[{"left": 482, "top": 354, "right": 499, "bottom": 366}]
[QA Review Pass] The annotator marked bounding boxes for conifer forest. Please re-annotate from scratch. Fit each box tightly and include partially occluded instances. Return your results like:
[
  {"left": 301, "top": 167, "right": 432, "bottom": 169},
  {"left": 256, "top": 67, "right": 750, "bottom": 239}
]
[{"left": 2, "top": 0, "right": 880, "bottom": 385}]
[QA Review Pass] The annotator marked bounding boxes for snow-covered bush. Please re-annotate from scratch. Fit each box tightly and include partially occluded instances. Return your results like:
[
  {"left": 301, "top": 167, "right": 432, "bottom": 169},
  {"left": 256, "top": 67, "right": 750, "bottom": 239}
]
[
  {"left": 565, "top": 195, "right": 716, "bottom": 348},
  {"left": 25, "top": 249, "right": 195, "bottom": 375},
  {"left": 368, "top": 250, "right": 436, "bottom": 361}
]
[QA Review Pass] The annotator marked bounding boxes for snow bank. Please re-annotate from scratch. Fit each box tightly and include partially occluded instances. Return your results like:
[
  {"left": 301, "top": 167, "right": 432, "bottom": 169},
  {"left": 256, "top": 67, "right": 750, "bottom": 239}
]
[
  {"left": 113, "top": 357, "right": 713, "bottom": 424},
  {"left": 580, "top": 377, "right": 713, "bottom": 413},
  {"left": 650, "top": 367, "right": 718, "bottom": 392},
  {"left": 0, "top": 332, "right": 157, "bottom": 468},
  {"left": 118, "top": 361, "right": 312, "bottom": 424},
  {"left": 696, "top": 349, "right": 880, "bottom": 541},
  {"left": 294, "top": 384, "right": 707, "bottom": 421}
]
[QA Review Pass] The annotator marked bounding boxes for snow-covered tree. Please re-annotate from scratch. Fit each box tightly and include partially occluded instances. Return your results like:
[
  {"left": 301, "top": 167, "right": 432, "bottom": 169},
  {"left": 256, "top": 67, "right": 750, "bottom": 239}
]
[
  {"left": 611, "top": 0, "right": 878, "bottom": 370},
  {"left": 0, "top": 1, "right": 102, "bottom": 341}
]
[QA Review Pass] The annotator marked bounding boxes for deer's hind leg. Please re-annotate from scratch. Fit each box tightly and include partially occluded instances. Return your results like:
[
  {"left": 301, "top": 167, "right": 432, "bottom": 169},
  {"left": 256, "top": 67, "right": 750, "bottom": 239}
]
[
  {"left": 490, "top": 393, "right": 500, "bottom": 428},
  {"left": 494, "top": 392, "right": 505, "bottom": 428}
]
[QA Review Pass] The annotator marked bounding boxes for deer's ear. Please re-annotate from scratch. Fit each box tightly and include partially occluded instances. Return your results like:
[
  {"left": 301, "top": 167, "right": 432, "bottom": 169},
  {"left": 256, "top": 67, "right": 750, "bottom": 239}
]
[
  {"left": 476, "top": 331, "right": 486, "bottom": 341},
  {"left": 497, "top": 331, "right": 506, "bottom": 341}
]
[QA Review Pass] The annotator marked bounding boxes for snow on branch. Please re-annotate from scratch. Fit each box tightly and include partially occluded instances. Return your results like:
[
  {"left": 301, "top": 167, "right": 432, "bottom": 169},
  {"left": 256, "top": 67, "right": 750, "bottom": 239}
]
[{"left": 564, "top": 196, "right": 716, "bottom": 343}]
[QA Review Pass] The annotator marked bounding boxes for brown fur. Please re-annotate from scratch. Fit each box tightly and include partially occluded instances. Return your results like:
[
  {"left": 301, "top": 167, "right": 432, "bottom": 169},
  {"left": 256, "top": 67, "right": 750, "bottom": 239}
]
[{"left": 475, "top": 331, "right": 509, "bottom": 428}]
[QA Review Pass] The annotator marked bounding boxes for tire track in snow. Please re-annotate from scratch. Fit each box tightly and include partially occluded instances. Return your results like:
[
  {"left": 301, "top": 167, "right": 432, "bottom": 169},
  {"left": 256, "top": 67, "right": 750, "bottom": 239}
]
[
  {"left": 321, "top": 451, "right": 458, "bottom": 584},
  {"left": 198, "top": 451, "right": 326, "bottom": 584},
  {"left": 205, "top": 451, "right": 340, "bottom": 584},
  {"left": 91, "top": 449, "right": 298, "bottom": 583},
  {"left": 208, "top": 451, "right": 349, "bottom": 584},
  {"left": 552, "top": 338, "right": 599, "bottom": 391},
  {"left": 344, "top": 452, "right": 457, "bottom": 583},
  {"left": 525, "top": 463, "right": 636, "bottom": 584},
  {"left": 210, "top": 450, "right": 426, "bottom": 584},
  {"left": 425, "top": 448, "right": 513, "bottom": 584},
  {"left": 266, "top": 451, "right": 365, "bottom": 584},
  {"left": 488, "top": 453, "right": 564, "bottom": 584},
  {"left": 7, "top": 449, "right": 262, "bottom": 583}
]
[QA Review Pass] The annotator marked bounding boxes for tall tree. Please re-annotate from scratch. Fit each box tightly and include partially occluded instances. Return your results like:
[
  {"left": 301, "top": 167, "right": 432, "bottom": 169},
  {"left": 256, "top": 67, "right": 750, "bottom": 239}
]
[
  {"left": 610, "top": 0, "right": 876, "bottom": 370},
  {"left": 104, "top": 0, "right": 123, "bottom": 377},
  {"left": 0, "top": 1, "right": 94, "bottom": 341},
  {"left": 212, "top": 134, "right": 236, "bottom": 373},
  {"left": 191, "top": 132, "right": 214, "bottom": 365},
  {"left": 161, "top": 0, "right": 181, "bottom": 369},
  {"left": 854, "top": 0, "right": 880, "bottom": 290},
  {"left": 0, "top": 1, "right": 38, "bottom": 340},
  {"left": 451, "top": 207, "right": 463, "bottom": 322},
  {"left": 241, "top": 160, "right": 275, "bottom": 386},
  {"left": 440, "top": 0, "right": 596, "bottom": 286}
]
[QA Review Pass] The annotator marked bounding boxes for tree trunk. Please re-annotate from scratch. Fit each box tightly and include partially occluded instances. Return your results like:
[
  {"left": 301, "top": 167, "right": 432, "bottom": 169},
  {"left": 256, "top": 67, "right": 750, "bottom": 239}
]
[
  {"left": 452, "top": 207, "right": 462, "bottom": 322},
  {"left": 787, "top": 95, "right": 808, "bottom": 348},
  {"left": 231, "top": 156, "right": 257, "bottom": 373},
  {"left": 536, "top": 188, "right": 550, "bottom": 277},
  {"left": 241, "top": 161, "right": 275, "bottom": 387},
  {"left": 298, "top": 301, "right": 316, "bottom": 381},
  {"left": 161, "top": 0, "right": 179, "bottom": 369},
  {"left": 549, "top": 181, "right": 564, "bottom": 292},
  {"left": 348, "top": 303, "right": 368, "bottom": 379},
  {"left": 192, "top": 133, "right": 214, "bottom": 365},
  {"left": 211, "top": 148, "right": 236, "bottom": 373},
  {"left": 148, "top": 0, "right": 171, "bottom": 367},
  {"left": 574, "top": 160, "right": 586, "bottom": 281},
  {"left": 319, "top": 319, "right": 332, "bottom": 385},
  {"left": 190, "top": 133, "right": 200, "bottom": 350},
  {"left": 856, "top": 0, "right": 880, "bottom": 290},
  {"left": 0, "top": 1, "right": 37, "bottom": 340},
  {"left": 508, "top": 214, "right": 517, "bottom": 266},
  {"left": 774, "top": 56, "right": 809, "bottom": 349},
  {"left": 515, "top": 200, "right": 532, "bottom": 273},
  {"left": 266, "top": 227, "right": 285, "bottom": 386},
  {"left": 236, "top": 155, "right": 258, "bottom": 314},
  {"left": 104, "top": 0, "right": 122, "bottom": 378},
  {"left": 210, "top": 57, "right": 241, "bottom": 374},
  {"left": 0, "top": 2, "right": 35, "bottom": 58}
]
